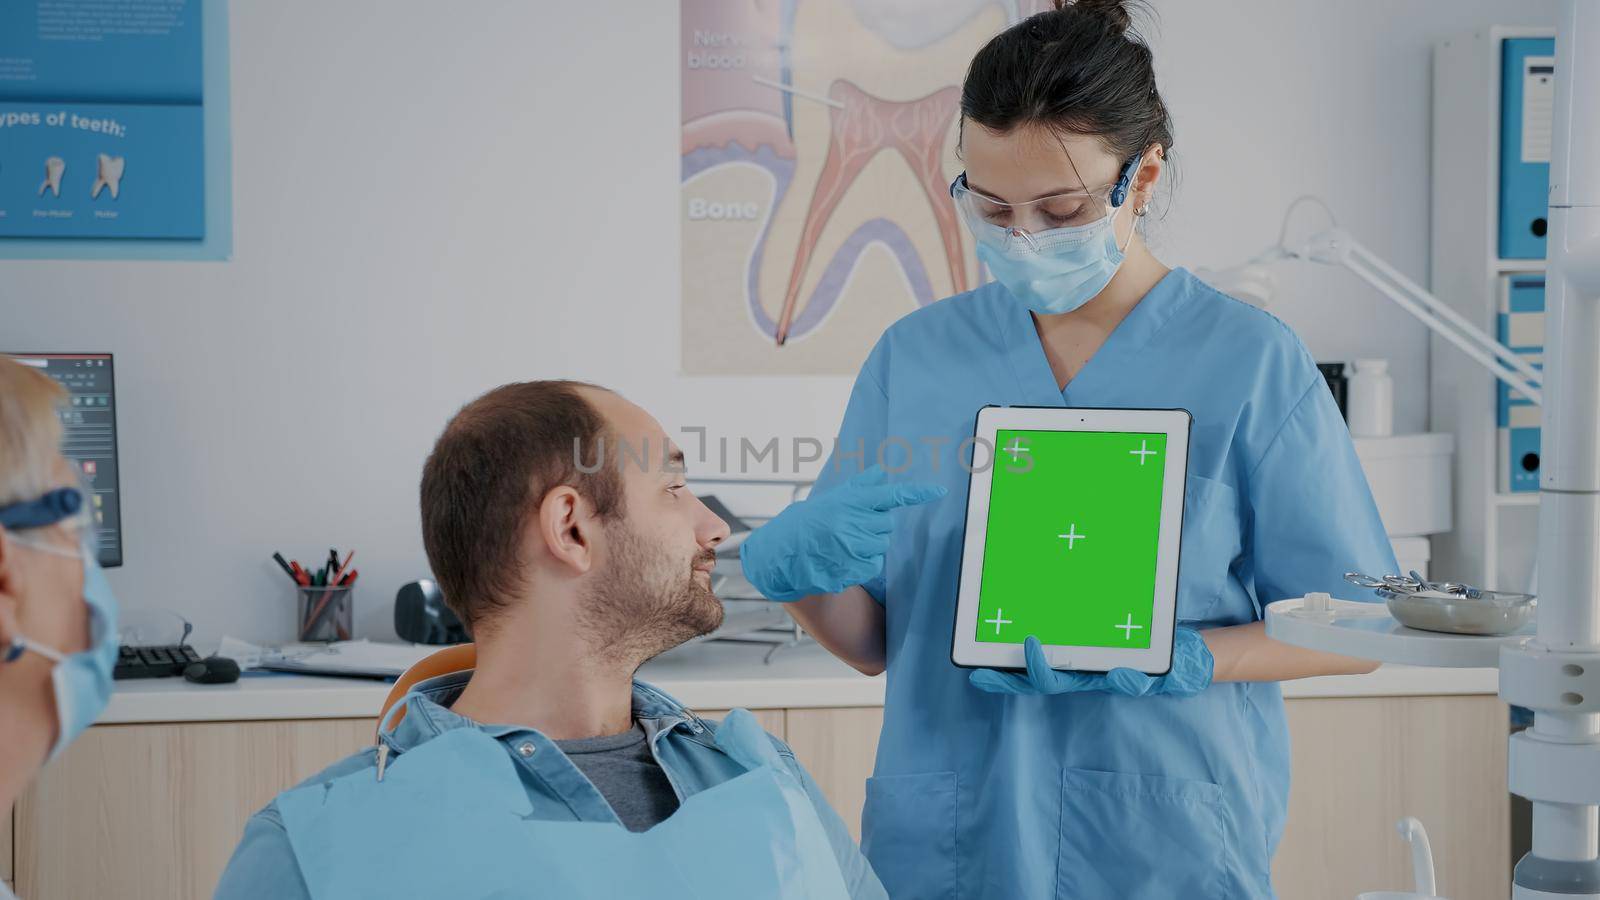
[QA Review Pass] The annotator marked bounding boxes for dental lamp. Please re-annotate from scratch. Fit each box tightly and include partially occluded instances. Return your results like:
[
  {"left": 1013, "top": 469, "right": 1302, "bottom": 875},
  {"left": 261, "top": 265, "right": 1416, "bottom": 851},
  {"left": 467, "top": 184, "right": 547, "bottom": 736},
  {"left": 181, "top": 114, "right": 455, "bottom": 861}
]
[
  {"left": 1200, "top": 196, "right": 1545, "bottom": 406},
  {"left": 1249, "top": 3, "right": 1600, "bottom": 896}
]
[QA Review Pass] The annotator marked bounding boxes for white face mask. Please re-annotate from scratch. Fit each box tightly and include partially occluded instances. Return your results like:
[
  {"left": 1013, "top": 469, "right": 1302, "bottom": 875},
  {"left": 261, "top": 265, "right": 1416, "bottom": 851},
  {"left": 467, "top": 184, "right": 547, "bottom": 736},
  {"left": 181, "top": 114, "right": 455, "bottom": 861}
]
[
  {"left": 951, "top": 152, "right": 1144, "bottom": 315},
  {"left": 974, "top": 200, "right": 1134, "bottom": 315},
  {"left": 2, "top": 489, "right": 121, "bottom": 762}
]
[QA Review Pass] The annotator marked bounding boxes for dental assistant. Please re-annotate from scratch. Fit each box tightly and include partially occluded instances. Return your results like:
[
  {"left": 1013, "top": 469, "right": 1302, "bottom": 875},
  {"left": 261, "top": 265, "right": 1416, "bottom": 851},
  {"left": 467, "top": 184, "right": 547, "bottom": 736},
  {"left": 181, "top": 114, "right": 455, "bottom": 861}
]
[{"left": 739, "top": 2, "right": 1396, "bottom": 897}]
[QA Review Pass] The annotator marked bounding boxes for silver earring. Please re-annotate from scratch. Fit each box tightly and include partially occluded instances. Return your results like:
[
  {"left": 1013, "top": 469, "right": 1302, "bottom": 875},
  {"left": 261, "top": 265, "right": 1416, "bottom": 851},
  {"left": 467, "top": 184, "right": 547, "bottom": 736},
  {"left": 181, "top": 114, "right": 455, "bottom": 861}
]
[{"left": 1134, "top": 205, "right": 1149, "bottom": 218}]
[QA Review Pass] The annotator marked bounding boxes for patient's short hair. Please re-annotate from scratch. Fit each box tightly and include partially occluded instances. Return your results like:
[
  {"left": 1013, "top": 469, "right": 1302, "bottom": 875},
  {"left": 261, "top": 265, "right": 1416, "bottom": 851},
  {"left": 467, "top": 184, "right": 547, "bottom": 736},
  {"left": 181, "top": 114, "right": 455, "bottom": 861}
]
[{"left": 420, "top": 380, "right": 623, "bottom": 632}]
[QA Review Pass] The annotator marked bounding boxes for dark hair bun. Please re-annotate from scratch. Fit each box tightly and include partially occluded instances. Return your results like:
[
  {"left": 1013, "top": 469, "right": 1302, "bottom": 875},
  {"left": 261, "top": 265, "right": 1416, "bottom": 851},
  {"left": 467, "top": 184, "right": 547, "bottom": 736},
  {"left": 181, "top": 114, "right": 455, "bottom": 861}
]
[
  {"left": 1059, "top": 0, "right": 1132, "bottom": 32},
  {"left": 967, "top": 0, "right": 1173, "bottom": 167}
]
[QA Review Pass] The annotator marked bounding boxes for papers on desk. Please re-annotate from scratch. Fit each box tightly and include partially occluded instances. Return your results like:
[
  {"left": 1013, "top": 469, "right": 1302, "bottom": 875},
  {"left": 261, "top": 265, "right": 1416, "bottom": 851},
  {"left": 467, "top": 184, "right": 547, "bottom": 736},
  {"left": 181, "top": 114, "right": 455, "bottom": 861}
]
[{"left": 218, "top": 637, "right": 442, "bottom": 680}]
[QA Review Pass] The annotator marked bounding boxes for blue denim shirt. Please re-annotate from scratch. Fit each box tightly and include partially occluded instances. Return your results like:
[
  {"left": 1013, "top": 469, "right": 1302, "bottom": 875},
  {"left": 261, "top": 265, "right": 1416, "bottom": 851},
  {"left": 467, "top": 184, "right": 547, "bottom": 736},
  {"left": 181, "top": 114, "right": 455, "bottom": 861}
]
[{"left": 214, "top": 673, "right": 883, "bottom": 899}]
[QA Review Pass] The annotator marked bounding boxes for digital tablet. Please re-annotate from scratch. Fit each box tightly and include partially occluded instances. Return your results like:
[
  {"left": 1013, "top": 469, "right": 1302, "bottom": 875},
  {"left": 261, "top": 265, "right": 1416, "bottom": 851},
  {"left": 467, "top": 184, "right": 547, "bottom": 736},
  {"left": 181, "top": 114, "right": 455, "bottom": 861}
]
[{"left": 950, "top": 406, "right": 1191, "bottom": 675}]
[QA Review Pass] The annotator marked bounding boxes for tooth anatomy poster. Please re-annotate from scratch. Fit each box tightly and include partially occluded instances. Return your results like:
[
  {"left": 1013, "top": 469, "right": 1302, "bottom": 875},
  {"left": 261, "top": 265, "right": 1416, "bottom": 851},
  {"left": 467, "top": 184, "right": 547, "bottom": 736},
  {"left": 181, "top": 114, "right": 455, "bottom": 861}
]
[
  {"left": 680, "top": 0, "right": 1049, "bottom": 375},
  {"left": 0, "top": 0, "right": 229, "bottom": 257}
]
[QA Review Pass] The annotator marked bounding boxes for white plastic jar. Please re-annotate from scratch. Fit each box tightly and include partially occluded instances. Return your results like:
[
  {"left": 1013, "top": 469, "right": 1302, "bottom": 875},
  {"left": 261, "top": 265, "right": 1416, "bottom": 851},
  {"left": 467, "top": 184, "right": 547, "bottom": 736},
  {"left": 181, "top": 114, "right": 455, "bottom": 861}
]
[{"left": 1347, "top": 358, "right": 1394, "bottom": 437}]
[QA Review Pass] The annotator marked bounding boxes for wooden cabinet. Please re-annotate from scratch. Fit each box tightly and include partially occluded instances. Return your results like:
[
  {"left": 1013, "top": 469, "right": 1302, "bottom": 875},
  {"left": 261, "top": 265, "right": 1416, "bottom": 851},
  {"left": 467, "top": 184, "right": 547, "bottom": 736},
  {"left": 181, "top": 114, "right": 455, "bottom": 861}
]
[
  {"left": 15, "top": 718, "right": 375, "bottom": 900},
  {"left": 782, "top": 700, "right": 1510, "bottom": 900},
  {"left": 5, "top": 697, "right": 1511, "bottom": 900},
  {"left": 1273, "top": 695, "right": 1510, "bottom": 900},
  {"left": 784, "top": 707, "right": 883, "bottom": 841},
  {"left": 696, "top": 707, "right": 786, "bottom": 741},
  {"left": 12, "top": 712, "right": 785, "bottom": 900}
]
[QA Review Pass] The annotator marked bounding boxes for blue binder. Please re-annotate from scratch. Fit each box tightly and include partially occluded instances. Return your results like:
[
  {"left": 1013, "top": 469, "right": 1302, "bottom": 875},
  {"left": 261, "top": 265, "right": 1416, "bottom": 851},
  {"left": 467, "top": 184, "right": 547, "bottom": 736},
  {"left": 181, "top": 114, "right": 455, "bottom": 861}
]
[
  {"left": 1497, "top": 39, "right": 1548, "bottom": 259},
  {"left": 1497, "top": 275, "right": 1544, "bottom": 492},
  {"left": 1499, "top": 38, "right": 1556, "bottom": 259}
]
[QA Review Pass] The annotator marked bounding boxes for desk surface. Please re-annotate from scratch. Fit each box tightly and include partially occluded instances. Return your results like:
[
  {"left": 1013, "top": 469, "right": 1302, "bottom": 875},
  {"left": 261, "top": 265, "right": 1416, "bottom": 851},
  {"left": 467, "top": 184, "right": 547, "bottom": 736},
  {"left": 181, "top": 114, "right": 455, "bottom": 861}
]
[{"left": 100, "top": 640, "right": 1504, "bottom": 725}]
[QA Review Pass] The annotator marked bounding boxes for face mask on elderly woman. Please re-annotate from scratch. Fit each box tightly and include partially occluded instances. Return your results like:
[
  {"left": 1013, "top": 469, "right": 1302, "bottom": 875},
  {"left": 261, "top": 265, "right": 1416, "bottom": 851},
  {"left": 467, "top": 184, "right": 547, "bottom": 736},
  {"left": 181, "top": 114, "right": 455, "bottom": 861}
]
[{"left": 0, "top": 486, "right": 121, "bottom": 761}]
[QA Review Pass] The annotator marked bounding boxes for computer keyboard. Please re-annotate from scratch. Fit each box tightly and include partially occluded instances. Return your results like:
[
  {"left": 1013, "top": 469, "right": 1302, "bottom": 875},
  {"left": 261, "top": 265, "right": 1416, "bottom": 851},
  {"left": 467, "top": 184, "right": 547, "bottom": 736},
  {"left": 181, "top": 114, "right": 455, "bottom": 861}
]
[{"left": 114, "top": 644, "right": 202, "bottom": 679}]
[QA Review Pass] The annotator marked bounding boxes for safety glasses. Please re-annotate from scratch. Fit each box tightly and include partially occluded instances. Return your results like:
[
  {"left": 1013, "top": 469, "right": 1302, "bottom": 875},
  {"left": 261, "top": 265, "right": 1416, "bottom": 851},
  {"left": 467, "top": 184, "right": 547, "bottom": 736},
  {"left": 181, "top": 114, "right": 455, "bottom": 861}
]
[
  {"left": 949, "top": 153, "right": 1143, "bottom": 252},
  {"left": 0, "top": 479, "right": 97, "bottom": 559}
]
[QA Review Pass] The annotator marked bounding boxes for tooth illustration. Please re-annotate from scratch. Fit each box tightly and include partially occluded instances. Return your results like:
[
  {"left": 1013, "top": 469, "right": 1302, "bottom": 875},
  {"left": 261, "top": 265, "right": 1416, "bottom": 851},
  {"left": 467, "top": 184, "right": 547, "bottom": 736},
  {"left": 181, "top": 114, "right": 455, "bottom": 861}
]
[
  {"left": 38, "top": 156, "right": 65, "bottom": 197},
  {"left": 92, "top": 154, "right": 124, "bottom": 200},
  {"left": 772, "top": 81, "right": 966, "bottom": 345}
]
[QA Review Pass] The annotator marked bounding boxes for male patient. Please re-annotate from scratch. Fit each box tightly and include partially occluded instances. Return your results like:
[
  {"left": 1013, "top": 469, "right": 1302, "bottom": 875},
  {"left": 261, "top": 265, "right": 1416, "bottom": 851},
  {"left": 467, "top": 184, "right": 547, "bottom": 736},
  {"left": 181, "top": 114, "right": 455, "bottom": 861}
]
[{"left": 215, "top": 381, "right": 884, "bottom": 898}]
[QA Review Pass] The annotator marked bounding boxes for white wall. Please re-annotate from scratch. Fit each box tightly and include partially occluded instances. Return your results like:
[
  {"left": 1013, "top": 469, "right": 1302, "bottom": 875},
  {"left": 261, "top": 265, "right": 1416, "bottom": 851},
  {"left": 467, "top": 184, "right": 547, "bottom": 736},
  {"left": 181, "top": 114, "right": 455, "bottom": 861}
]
[{"left": 0, "top": 0, "right": 1562, "bottom": 645}]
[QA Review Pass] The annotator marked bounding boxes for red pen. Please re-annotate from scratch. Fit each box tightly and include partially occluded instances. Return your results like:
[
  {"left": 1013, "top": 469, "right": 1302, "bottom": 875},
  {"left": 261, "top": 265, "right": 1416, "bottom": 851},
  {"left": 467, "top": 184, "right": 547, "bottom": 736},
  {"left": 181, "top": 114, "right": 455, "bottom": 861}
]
[{"left": 290, "top": 562, "right": 310, "bottom": 587}]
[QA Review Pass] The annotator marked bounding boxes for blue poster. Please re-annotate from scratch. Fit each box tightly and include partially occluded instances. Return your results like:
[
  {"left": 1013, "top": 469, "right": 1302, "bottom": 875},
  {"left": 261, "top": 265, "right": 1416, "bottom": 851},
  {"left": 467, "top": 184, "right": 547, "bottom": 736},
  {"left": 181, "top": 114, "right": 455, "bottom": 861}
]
[{"left": 0, "top": 0, "right": 227, "bottom": 254}]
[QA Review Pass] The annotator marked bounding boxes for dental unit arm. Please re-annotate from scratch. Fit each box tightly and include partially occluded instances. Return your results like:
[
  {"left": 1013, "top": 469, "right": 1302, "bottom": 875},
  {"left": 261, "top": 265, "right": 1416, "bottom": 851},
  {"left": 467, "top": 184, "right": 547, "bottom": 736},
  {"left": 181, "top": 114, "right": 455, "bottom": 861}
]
[
  {"left": 1505, "top": 4, "right": 1600, "bottom": 896},
  {"left": 1218, "top": 4, "right": 1600, "bottom": 895}
]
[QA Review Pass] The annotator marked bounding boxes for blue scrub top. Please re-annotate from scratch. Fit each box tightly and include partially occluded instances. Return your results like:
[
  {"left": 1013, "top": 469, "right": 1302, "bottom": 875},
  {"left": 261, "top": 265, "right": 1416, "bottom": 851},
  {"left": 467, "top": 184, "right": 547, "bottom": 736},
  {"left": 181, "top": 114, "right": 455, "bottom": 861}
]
[{"left": 811, "top": 269, "right": 1397, "bottom": 899}]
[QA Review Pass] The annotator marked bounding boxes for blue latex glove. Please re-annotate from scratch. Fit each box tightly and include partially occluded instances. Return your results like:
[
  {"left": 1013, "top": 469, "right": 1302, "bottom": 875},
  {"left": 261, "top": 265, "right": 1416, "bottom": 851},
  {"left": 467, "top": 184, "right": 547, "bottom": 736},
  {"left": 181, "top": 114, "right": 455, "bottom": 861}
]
[
  {"left": 740, "top": 465, "right": 948, "bottom": 601},
  {"left": 968, "top": 629, "right": 1214, "bottom": 698}
]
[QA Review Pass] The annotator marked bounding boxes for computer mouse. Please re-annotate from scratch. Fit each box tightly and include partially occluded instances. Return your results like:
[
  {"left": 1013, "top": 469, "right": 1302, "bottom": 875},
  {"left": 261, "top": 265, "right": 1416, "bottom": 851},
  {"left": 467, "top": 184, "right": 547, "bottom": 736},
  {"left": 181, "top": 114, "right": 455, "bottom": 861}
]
[{"left": 185, "top": 655, "right": 240, "bottom": 685}]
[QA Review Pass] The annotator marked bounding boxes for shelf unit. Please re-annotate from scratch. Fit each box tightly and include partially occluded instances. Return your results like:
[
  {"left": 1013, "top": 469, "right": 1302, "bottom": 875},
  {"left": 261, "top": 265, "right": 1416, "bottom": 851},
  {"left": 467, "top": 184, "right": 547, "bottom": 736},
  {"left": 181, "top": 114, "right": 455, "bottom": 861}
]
[{"left": 1429, "top": 27, "right": 1554, "bottom": 594}]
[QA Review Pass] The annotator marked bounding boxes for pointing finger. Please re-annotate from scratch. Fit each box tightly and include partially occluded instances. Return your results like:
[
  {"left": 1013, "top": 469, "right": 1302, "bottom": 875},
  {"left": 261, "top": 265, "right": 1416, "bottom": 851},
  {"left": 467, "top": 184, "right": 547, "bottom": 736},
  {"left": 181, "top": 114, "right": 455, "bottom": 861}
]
[{"left": 859, "top": 482, "right": 948, "bottom": 512}]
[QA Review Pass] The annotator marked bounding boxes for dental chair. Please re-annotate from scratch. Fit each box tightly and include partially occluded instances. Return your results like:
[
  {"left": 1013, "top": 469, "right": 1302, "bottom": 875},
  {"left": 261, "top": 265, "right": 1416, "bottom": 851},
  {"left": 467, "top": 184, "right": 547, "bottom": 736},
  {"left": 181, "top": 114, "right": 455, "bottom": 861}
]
[{"left": 375, "top": 643, "right": 477, "bottom": 737}]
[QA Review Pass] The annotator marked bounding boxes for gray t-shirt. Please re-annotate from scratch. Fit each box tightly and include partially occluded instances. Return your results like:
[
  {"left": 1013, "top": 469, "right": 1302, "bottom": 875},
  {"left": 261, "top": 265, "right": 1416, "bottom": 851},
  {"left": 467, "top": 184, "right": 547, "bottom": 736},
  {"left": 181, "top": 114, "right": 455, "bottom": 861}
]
[{"left": 554, "top": 723, "right": 680, "bottom": 832}]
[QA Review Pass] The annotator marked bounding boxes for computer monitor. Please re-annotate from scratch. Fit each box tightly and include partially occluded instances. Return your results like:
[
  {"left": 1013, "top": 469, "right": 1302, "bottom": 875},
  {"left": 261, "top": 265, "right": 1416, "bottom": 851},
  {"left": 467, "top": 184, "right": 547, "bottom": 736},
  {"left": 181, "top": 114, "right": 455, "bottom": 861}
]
[{"left": 4, "top": 353, "right": 124, "bottom": 568}]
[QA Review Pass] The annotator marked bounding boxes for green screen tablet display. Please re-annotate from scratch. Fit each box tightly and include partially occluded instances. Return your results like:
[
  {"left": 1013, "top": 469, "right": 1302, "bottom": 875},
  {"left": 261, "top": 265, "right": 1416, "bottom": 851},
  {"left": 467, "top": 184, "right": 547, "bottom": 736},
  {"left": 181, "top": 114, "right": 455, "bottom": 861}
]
[{"left": 976, "top": 429, "right": 1168, "bottom": 649}]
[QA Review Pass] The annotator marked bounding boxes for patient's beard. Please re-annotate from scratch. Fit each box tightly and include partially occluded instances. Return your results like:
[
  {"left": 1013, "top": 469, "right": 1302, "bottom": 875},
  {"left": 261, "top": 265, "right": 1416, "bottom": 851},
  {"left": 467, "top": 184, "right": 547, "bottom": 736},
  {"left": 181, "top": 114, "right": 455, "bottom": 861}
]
[{"left": 578, "top": 519, "right": 723, "bottom": 670}]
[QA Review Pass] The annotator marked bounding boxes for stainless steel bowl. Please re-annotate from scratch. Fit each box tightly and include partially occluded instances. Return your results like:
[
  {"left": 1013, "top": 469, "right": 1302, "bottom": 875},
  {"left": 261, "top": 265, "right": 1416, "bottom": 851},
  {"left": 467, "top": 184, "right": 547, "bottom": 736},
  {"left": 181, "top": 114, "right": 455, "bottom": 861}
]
[{"left": 1385, "top": 589, "right": 1536, "bottom": 636}]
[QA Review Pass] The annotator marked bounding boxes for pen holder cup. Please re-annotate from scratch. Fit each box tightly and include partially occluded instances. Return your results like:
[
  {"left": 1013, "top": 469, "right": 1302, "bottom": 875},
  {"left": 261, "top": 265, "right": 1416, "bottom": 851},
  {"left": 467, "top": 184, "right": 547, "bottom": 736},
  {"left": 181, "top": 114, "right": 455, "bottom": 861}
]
[{"left": 296, "top": 585, "right": 354, "bottom": 643}]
